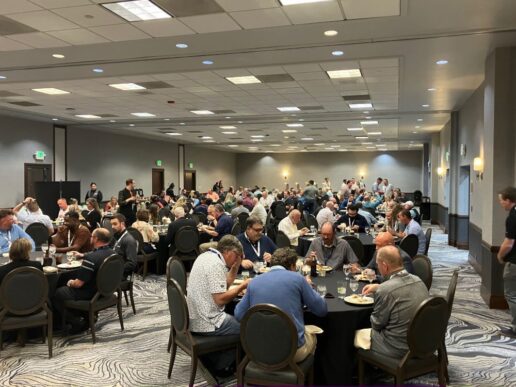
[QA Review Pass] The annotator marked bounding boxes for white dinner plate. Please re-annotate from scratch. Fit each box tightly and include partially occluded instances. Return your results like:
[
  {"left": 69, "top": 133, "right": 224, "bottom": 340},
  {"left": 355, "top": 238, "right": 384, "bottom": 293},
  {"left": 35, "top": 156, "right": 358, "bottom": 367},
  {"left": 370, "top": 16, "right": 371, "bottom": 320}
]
[
  {"left": 344, "top": 294, "right": 374, "bottom": 305},
  {"left": 57, "top": 260, "right": 82, "bottom": 269},
  {"left": 43, "top": 266, "right": 58, "bottom": 273}
]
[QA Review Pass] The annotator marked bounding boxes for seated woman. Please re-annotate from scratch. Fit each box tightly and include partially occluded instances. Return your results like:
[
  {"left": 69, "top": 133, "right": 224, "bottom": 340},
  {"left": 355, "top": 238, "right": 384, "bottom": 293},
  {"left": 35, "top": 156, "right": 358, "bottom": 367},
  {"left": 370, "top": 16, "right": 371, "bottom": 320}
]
[
  {"left": 104, "top": 196, "right": 119, "bottom": 214},
  {"left": 84, "top": 198, "right": 102, "bottom": 232},
  {"left": 0, "top": 238, "right": 42, "bottom": 285},
  {"left": 131, "top": 209, "right": 159, "bottom": 253}
]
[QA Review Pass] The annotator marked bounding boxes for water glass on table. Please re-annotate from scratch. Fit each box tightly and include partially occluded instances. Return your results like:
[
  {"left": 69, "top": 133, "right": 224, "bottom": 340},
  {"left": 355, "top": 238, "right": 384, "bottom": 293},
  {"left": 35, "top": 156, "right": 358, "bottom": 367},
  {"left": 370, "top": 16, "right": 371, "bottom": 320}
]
[
  {"left": 41, "top": 243, "right": 49, "bottom": 255},
  {"left": 337, "top": 280, "right": 347, "bottom": 300},
  {"left": 317, "top": 284, "right": 327, "bottom": 297},
  {"left": 66, "top": 251, "right": 74, "bottom": 264},
  {"left": 242, "top": 270, "right": 250, "bottom": 280},
  {"left": 310, "top": 225, "right": 316, "bottom": 234},
  {"left": 349, "top": 279, "right": 359, "bottom": 294}
]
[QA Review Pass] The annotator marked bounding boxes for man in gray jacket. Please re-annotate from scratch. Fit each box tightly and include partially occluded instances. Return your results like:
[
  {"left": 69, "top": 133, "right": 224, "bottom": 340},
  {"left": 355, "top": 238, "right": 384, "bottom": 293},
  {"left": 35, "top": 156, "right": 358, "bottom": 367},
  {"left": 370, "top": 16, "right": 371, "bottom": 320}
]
[{"left": 362, "top": 245, "right": 429, "bottom": 357}]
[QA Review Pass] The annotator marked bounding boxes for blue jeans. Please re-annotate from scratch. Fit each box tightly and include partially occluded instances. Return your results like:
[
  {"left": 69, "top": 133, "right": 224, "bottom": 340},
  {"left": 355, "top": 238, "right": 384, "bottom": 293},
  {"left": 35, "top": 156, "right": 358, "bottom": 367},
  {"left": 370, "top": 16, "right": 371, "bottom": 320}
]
[
  {"left": 503, "top": 262, "right": 516, "bottom": 331},
  {"left": 198, "top": 314, "right": 240, "bottom": 371}
]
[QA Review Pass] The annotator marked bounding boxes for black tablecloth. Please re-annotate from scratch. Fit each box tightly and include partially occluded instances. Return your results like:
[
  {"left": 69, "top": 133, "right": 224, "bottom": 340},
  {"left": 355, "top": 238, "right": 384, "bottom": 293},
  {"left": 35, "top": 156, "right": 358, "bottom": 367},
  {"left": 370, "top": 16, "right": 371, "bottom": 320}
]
[
  {"left": 306, "top": 271, "right": 373, "bottom": 385},
  {"left": 298, "top": 232, "right": 376, "bottom": 264}
]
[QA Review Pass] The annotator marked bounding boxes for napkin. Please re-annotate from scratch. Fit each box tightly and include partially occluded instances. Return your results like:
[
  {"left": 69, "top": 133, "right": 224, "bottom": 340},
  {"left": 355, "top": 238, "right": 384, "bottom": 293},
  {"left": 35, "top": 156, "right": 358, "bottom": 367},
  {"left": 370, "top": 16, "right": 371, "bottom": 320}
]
[{"left": 354, "top": 328, "right": 372, "bottom": 350}]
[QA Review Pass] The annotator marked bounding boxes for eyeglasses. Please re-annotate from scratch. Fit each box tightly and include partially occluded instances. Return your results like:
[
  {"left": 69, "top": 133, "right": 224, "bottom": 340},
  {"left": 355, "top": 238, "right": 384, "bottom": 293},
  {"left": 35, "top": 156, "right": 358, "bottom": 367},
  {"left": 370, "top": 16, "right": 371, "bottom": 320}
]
[{"left": 251, "top": 227, "right": 264, "bottom": 233}]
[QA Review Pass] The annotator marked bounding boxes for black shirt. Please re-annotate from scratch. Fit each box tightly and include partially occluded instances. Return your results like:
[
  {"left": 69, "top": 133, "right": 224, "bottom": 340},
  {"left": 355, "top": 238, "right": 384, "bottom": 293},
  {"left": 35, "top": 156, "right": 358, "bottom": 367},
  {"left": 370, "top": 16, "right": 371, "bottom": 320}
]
[
  {"left": 335, "top": 213, "right": 369, "bottom": 233},
  {"left": 85, "top": 210, "right": 101, "bottom": 232},
  {"left": 85, "top": 189, "right": 103, "bottom": 203},
  {"left": 76, "top": 245, "right": 115, "bottom": 294},
  {"left": 504, "top": 205, "right": 516, "bottom": 263}
]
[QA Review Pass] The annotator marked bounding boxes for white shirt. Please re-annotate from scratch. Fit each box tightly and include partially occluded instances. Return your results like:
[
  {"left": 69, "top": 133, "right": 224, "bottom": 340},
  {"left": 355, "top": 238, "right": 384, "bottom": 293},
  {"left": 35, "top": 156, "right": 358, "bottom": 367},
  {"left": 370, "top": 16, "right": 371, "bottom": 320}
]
[
  {"left": 259, "top": 195, "right": 273, "bottom": 209},
  {"left": 316, "top": 207, "right": 337, "bottom": 228},
  {"left": 186, "top": 249, "right": 228, "bottom": 332},
  {"left": 322, "top": 180, "right": 332, "bottom": 191},
  {"left": 16, "top": 208, "right": 53, "bottom": 231},
  {"left": 278, "top": 216, "right": 301, "bottom": 246},
  {"left": 57, "top": 208, "right": 69, "bottom": 219},
  {"left": 250, "top": 202, "right": 267, "bottom": 225}
]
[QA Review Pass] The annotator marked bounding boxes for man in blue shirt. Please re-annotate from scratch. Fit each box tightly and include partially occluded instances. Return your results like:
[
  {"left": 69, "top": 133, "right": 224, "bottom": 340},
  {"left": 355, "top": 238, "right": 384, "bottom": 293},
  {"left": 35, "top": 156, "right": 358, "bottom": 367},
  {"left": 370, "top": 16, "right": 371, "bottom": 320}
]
[
  {"left": 0, "top": 209, "right": 35, "bottom": 254},
  {"left": 237, "top": 216, "right": 277, "bottom": 270},
  {"left": 235, "top": 247, "right": 327, "bottom": 362},
  {"left": 395, "top": 209, "right": 426, "bottom": 254},
  {"left": 199, "top": 204, "right": 234, "bottom": 252}
]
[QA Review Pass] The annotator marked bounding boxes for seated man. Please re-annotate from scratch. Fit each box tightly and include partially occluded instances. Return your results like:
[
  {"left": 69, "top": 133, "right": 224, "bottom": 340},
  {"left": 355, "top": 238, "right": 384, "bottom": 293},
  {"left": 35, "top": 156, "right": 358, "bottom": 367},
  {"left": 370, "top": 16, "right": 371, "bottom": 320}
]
[
  {"left": 52, "top": 211, "right": 92, "bottom": 254},
  {"left": 395, "top": 209, "right": 426, "bottom": 254},
  {"left": 366, "top": 232, "right": 414, "bottom": 279},
  {"left": 249, "top": 197, "right": 267, "bottom": 225},
  {"left": 56, "top": 198, "right": 69, "bottom": 220},
  {"left": 166, "top": 206, "right": 197, "bottom": 253},
  {"left": 199, "top": 204, "right": 234, "bottom": 252},
  {"left": 316, "top": 201, "right": 338, "bottom": 229},
  {"left": 186, "top": 235, "right": 250, "bottom": 376},
  {"left": 361, "top": 245, "right": 428, "bottom": 357},
  {"left": 356, "top": 201, "right": 377, "bottom": 227},
  {"left": 305, "top": 222, "right": 361, "bottom": 271},
  {"left": 235, "top": 247, "right": 327, "bottom": 362},
  {"left": 335, "top": 204, "right": 369, "bottom": 233},
  {"left": 52, "top": 228, "right": 115, "bottom": 332},
  {"left": 278, "top": 209, "right": 309, "bottom": 247},
  {"left": 110, "top": 214, "right": 137, "bottom": 278},
  {"left": 0, "top": 210, "right": 36, "bottom": 254},
  {"left": 404, "top": 201, "right": 421, "bottom": 223},
  {"left": 237, "top": 216, "right": 277, "bottom": 268},
  {"left": 230, "top": 198, "right": 249, "bottom": 219},
  {"left": 0, "top": 238, "right": 42, "bottom": 285},
  {"left": 12, "top": 197, "right": 53, "bottom": 234}
]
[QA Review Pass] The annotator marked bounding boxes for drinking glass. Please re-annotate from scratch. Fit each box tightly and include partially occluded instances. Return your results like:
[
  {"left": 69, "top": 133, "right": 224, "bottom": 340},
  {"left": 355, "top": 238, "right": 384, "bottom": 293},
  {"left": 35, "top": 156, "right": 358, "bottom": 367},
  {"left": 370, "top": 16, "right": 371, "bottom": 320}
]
[
  {"left": 66, "top": 251, "right": 74, "bottom": 264},
  {"left": 41, "top": 243, "right": 49, "bottom": 255},
  {"left": 337, "top": 280, "right": 347, "bottom": 300},
  {"left": 302, "top": 265, "right": 311, "bottom": 278},
  {"left": 242, "top": 271, "right": 250, "bottom": 280},
  {"left": 49, "top": 244, "right": 56, "bottom": 257},
  {"left": 317, "top": 284, "right": 327, "bottom": 297},
  {"left": 343, "top": 264, "right": 351, "bottom": 279},
  {"left": 365, "top": 227, "right": 371, "bottom": 235},
  {"left": 349, "top": 279, "right": 359, "bottom": 294},
  {"left": 310, "top": 225, "right": 316, "bottom": 234}
]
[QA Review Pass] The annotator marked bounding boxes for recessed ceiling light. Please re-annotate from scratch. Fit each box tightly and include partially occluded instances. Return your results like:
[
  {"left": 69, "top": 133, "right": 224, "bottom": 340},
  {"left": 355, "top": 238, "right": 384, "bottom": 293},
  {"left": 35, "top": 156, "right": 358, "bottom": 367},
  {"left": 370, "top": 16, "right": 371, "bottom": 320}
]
[
  {"left": 347, "top": 127, "right": 363, "bottom": 131},
  {"left": 52, "top": 54, "right": 65, "bottom": 59},
  {"left": 32, "top": 88, "right": 70, "bottom": 95},
  {"left": 203, "top": 140, "right": 215, "bottom": 143},
  {"left": 286, "top": 123, "right": 303, "bottom": 127},
  {"left": 93, "top": 68, "right": 104, "bottom": 73},
  {"left": 129, "top": 124, "right": 135, "bottom": 127},
  {"left": 270, "top": 144, "right": 281, "bottom": 147},
  {"left": 277, "top": 106, "right": 300, "bottom": 112},
  {"left": 314, "top": 143, "right": 325, "bottom": 146},
  {"left": 422, "top": 104, "right": 430, "bottom": 107},
  {"left": 301, "top": 149, "right": 308, "bottom": 152},
  {"left": 356, "top": 136, "right": 369, "bottom": 140},
  {"left": 101, "top": 0, "right": 171, "bottom": 22},
  {"left": 284, "top": 136, "right": 289, "bottom": 139},
  {"left": 202, "top": 60, "right": 214, "bottom": 65},
  {"left": 415, "top": 126, "right": 421, "bottom": 129},
  {"left": 110, "top": 120, "right": 116, "bottom": 123},
  {"left": 251, "top": 135, "right": 265, "bottom": 138},
  {"left": 324, "top": 30, "right": 338, "bottom": 37},
  {"left": 238, "top": 121, "right": 244, "bottom": 124},
  {"left": 251, "top": 139, "right": 263, "bottom": 142},
  {"left": 179, "top": 122, "right": 185, "bottom": 125},
  {"left": 349, "top": 103, "right": 373, "bottom": 109},
  {"left": 326, "top": 69, "right": 362, "bottom": 79},
  {"left": 332, "top": 50, "right": 344, "bottom": 56},
  {"left": 368, "top": 132, "right": 382, "bottom": 135},
  {"left": 378, "top": 149, "right": 387, "bottom": 151},
  {"left": 325, "top": 147, "right": 335, "bottom": 150},
  {"left": 412, "top": 131, "right": 418, "bottom": 134},
  {"left": 228, "top": 145, "right": 238, "bottom": 147},
  {"left": 75, "top": 114, "right": 101, "bottom": 119},
  {"left": 361, "top": 120, "right": 378, "bottom": 125},
  {"left": 0, "top": 76, "right": 6, "bottom": 80},
  {"left": 176, "top": 43, "right": 188, "bottom": 48},
  {"left": 330, "top": 145, "right": 340, "bottom": 148},
  {"left": 220, "top": 125, "right": 236, "bottom": 129},
  {"left": 222, "top": 131, "right": 237, "bottom": 134},
  {"left": 417, "top": 118, "right": 424, "bottom": 122},
  {"left": 427, "top": 88, "right": 436, "bottom": 91},
  {"left": 164, "top": 118, "right": 170, "bottom": 121},
  {"left": 366, "top": 146, "right": 376, "bottom": 149},
  {"left": 226, "top": 76, "right": 261, "bottom": 85},
  {"left": 282, "top": 129, "right": 297, "bottom": 133},
  {"left": 166, "top": 132, "right": 182, "bottom": 136},
  {"left": 361, "top": 142, "right": 373, "bottom": 145},
  {"left": 376, "top": 144, "right": 386, "bottom": 147},
  {"left": 190, "top": 110, "right": 214, "bottom": 115},
  {"left": 201, "top": 136, "right": 212, "bottom": 139},
  {"left": 301, "top": 137, "right": 314, "bottom": 141},
  {"left": 109, "top": 83, "right": 145, "bottom": 91},
  {"left": 248, "top": 147, "right": 258, "bottom": 149},
  {"left": 436, "top": 59, "right": 448, "bottom": 65},
  {"left": 52, "top": 118, "right": 58, "bottom": 121},
  {"left": 280, "top": 0, "right": 332, "bottom": 5},
  {"left": 299, "top": 118, "right": 304, "bottom": 122},
  {"left": 225, "top": 116, "right": 231, "bottom": 119},
  {"left": 131, "top": 112, "right": 155, "bottom": 117}
]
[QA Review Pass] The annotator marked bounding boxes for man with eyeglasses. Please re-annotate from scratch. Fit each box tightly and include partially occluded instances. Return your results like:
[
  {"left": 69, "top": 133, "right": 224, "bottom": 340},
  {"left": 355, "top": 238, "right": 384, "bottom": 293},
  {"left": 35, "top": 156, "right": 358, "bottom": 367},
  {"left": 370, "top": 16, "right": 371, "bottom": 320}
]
[
  {"left": 237, "top": 216, "right": 277, "bottom": 269},
  {"left": 0, "top": 210, "right": 35, "bottom": 254}
]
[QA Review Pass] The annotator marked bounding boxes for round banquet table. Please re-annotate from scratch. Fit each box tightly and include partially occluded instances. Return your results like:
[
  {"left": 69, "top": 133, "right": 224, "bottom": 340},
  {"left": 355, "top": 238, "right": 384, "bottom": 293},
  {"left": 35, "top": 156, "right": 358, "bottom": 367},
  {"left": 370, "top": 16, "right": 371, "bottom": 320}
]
[
  {"left": 298, "top": 232, "right": 376, "bottom": 264},
  {"left": 305, "top": 271, "right": 373, "bottom": 385}
]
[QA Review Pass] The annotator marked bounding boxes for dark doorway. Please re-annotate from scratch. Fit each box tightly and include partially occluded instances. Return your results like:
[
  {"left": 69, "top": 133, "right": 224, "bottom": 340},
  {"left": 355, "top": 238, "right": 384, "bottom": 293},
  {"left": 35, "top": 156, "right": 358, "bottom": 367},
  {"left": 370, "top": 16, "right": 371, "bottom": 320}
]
[
  {"left": 152, "top": 168, "right": 165, "bottom": 195},
  {"left": 24, "top": 163, "right": 52, "bottom": 198},
  {"left": 184, "top": 170, "right": 196, "bottom": 191}
]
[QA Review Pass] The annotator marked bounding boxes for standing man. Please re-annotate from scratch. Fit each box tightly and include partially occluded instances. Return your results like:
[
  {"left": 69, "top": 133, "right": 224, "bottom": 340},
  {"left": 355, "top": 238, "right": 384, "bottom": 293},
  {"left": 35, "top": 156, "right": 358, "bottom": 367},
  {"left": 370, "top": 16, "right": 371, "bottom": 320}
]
[
  {"left": 372, "top": 177, "right": 383, "bottom": 194},
  {"left": 321, "top": 177, "right": 332, "bottom": 192},
  {"left": 110, "top": 214, "right": 138, "bottom": 279},
  {"left": 85, "top": 182, "right": 103, "bottom": 204},
  {"left": 118, "top": 178, "right": 137, "bottom": 227},
  {"left": 497, "top": 186, "right": 516, "bottom": 338},
  {"left": 302, "top": 180, "right": 318, "bottom": 214},
  {"left": 0, "top": 210, "right": 35, "bottom": 254}
]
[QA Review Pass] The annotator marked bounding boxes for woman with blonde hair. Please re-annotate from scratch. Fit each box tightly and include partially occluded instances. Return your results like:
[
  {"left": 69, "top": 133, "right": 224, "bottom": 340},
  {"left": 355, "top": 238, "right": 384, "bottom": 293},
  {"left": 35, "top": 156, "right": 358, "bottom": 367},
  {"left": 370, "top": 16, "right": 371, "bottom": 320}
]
[
  {"left": 85, "top": 198, "right": 102, "bottom": 232},
  {"left": 132, "top": 209, "right": 159, "bottom": 253},
  {"left": 0, "top": 238, "right": 42, "bottom": 285}
]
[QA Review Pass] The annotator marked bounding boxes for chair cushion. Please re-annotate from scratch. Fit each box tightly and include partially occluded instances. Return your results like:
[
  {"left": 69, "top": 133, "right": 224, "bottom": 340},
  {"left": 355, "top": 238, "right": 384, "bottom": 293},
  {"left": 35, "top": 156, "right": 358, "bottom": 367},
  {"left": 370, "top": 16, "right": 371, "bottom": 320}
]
[
  {"left": 358, "top": 348, "right": 438, "bottom": 372},
  {"left": 0, "top": 310, "right": 48, "bottom": 329},
  {"left": 244, "top": 354, "right": 313, "bottom": 385},
  {"left": 65, "top": 295, "right": 117, "bottom": 311},
  {"left": 176, "top": 332, "right": 240, "bottom": 352}
]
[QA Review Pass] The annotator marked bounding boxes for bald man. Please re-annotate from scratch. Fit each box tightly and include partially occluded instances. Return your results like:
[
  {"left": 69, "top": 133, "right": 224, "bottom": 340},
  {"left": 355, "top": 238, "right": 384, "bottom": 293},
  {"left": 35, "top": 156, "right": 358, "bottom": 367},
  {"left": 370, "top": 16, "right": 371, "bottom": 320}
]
[
  {"left": 366, "top": 232, "right": 414, "bottom": 280},
  {"left": 361, "top": 245, "right": 428, "bottom": 357},
  {"left": 316, "top": 201, "right": 338, "bottom": 229},
  {"left": 278, "top": 209, "right": 309, "bottom": 247}
]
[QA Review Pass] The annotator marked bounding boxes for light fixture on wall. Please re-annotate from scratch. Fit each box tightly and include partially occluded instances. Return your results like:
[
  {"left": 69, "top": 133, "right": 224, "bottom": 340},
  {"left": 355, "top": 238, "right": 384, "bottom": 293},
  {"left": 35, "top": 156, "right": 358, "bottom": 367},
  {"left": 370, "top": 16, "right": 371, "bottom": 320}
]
[
  {"left": 437, "top": 167, "right": 444, "bottom": 179},
  {"left": 473, "top": 157, "right": 484, "bottom": 180}
]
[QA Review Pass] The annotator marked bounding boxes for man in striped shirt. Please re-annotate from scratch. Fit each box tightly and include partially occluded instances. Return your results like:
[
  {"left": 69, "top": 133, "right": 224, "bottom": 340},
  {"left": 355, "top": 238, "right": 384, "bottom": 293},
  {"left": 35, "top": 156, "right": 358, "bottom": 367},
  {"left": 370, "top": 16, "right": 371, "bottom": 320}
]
[{"left": 52, "top": 228, "right": 114, "bottom": 332}]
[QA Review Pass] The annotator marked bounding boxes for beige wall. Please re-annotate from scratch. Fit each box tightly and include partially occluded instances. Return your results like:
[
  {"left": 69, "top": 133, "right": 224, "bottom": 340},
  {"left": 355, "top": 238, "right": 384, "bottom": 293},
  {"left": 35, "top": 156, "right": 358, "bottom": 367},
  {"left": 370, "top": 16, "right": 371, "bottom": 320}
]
[{"left": 236, "top": 151, "right": 423, "bottom": 192}]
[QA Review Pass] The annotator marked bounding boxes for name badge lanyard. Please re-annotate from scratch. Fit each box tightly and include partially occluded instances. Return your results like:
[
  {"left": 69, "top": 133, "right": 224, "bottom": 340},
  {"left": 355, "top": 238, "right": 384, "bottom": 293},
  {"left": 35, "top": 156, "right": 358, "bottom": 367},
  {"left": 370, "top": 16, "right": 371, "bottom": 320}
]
[
  {"left": 114, "top": 230, "right": 128, "bottom": 249},
  {"left": 245, "top": 233, "right": 261, "bottom": 258}
]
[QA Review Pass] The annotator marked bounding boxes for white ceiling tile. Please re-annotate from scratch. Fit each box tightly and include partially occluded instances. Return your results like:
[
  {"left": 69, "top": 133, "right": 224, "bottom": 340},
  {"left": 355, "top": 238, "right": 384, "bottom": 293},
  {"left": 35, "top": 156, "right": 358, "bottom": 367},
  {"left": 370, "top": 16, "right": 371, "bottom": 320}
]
[
  {"left": 230, "top": 8, "right": 290, "bottom": 29},
  {"left": 319, "top": 61, "right": 361, "bottom": 71},
  {"left": 0, "top": 0, "right": 42, "bottom": 15},
  {"left": 89, "top": 24, "right": 151, "bottom": 42},
  {"left": 282, "top": 64, "right": 322, "bottom": 73},
  {"left": 0, "top": 37, "right": 32, "bottom": 51},
  {"left": 52, "top": 5, "right": 123, "bottom": 27},
  {"left": 282, "top": 1, "right": 343, "bottom": 24},
  {"left": 340, "top": 0, "right": 400, "bottom": 19},
  {"left": 360, "top": 58, "right": 399, "bottom": 68},
  {"left": 30, "top": 0, "right": 91, "bottom": 9},
  {"left": 179, "top": 13, "right": 241, "bottom": 33},
  {"left": 132, "top": 19, "right": 195, "bottom": 37},
  {"left": 7, "top": 10, "right": 79, "bottom": 31},
  {"left": 8, "top": 32, "right": 70, "bottom": 48},
  {"left": 47, "top": 28, "right": 109, "bottom": 45},
  {"left": 215, "top": 0, "right": 279, "bottom": 12},
  {"left": 247, "top": 66, "right": 286, "bottom": 75}
]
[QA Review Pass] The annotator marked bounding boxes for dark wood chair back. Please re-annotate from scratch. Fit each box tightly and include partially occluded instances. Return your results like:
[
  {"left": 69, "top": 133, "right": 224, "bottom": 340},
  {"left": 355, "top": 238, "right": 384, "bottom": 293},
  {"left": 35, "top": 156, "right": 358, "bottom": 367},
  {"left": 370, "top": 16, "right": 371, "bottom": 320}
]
[
  {"left": 238, "top": 212, "right": 250, "bottom": 228},
  {"left": 25, "top": 223, "right": 49, "bottom": 250},
  {"left": 231, "top": 221, "right": 242, "bottom": 236},
  {"left": 166, "top": 257, "right": 187, "bottom": 294},
  {"left": 275, "top": 231, "right": 291, "bottom": 248},
  {"left": 399, "top": 234, "right": 419, "bottom": 258},
  {"left": 174, "top": 226, "right": 199, "bottom": 254},
  {"left": 412, "top": 254, "right": 433, "bottom": 290},
  {"left": 343, "top": 236, "right": 365, "bottom": 265},
  {"left": 96, "top": 254, "right": 124, "bottom": 297},
  {"left": 0, "top": 267, "right": 48, "bottom": 315},
  {"left": 167, "top": 278, "right": 189, "bottom": 335},
  {"left": 424, "top": 228, "right": 432, "bottom": 255}
]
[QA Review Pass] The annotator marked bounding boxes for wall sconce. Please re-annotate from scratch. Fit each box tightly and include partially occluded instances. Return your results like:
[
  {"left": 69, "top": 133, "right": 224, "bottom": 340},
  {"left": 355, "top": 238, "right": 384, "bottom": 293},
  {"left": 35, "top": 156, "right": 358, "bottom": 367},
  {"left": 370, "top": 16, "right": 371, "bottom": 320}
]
[
  {"left": 473, "top": 157, "right": 484, "bottom": 180},
  {"left": 437, "top": 167, "right": 444, "bottom": 178}
]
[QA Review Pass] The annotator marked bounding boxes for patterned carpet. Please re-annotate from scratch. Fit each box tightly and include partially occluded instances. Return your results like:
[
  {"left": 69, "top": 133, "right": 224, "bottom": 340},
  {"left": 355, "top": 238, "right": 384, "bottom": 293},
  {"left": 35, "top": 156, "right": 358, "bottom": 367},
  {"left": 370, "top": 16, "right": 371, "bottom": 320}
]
[{"left": 1, "top": 224, "right": 515, "bottom": 386}]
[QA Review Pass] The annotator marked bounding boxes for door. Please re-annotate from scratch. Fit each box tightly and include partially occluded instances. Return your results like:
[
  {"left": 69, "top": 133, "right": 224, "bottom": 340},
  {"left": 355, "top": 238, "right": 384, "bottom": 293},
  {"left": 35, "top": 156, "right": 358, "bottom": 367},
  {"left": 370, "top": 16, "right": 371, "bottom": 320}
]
[
  {"left": 152, "top": 168, "right": 164, "bottom": 195},
  {"left": 184, "top": 170, "right": 196, "bottom": 191},
  {"left": 24, "top": 163, "right": 52, "bottom": 198}
]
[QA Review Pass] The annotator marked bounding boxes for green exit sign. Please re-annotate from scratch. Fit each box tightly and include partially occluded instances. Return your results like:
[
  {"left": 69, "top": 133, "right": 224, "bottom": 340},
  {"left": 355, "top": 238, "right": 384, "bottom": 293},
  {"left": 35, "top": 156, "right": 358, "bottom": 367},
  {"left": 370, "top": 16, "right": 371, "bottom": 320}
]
[
  {"left": 156, "top": 160, "right": 162, "bottom": 167},
  {"left": 188, "top": 162, "right": 194, "bottom": 169},
  {"left": 34, "top": 150, "right": 46, "bottom": 161}
]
